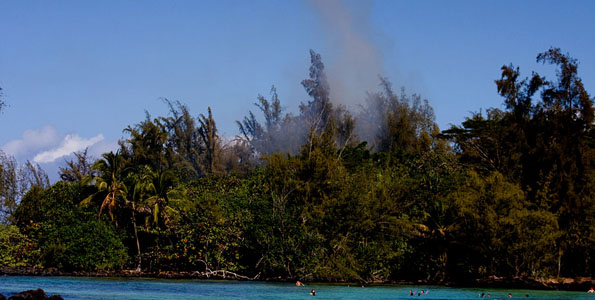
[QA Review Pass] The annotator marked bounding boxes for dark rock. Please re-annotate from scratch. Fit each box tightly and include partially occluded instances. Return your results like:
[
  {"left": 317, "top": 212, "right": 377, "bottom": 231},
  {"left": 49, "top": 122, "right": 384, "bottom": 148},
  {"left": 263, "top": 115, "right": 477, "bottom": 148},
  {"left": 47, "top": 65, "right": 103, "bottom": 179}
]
[
  {"left": 8, "top": 289, "right": 48, "bottom": 300},
  {"left": 1, "top": 293, "right": 6, "bottom": 300},
  {"left": 48, "top": 296, "right": 63, "bottom": 300}
]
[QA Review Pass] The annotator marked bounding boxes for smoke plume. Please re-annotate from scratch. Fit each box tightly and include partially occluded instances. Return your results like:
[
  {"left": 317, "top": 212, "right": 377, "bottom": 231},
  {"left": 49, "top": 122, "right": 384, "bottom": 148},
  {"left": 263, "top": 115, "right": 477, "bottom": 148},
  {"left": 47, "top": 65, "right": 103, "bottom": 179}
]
[{"left": 308, "top": 0, "right": 385, "bottom": 110}]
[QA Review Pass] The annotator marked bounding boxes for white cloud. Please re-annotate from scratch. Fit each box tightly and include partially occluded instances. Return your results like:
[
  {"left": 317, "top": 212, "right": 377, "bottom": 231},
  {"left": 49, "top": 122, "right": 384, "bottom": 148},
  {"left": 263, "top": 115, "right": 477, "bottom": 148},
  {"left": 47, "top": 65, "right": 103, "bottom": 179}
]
[
  {"left": 1, "top": 126, "right": 116, "bottom": 183},
  {"left": 2, "top": 125, "right": 61, "bottom": 158},
  {"left": 33, "top": 133, "right": 104, "bottom": 163}
]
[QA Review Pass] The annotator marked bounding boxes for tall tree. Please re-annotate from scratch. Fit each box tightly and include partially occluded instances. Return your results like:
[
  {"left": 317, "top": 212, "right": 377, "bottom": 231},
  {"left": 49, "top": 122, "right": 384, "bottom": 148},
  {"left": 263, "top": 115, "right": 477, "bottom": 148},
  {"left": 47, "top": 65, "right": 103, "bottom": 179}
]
[
  {"left": 534, "top": 48, "right": 594, "bottom": 276},
  {"left": 359, "top": 78, "right": 439, "bottom": 155},
  {"left": 238, "top": 86, "right": 304, "bottom": 156},
  {"left": 442, "top": 48, "right": 595, "bottom": 276},
  {"left": 82, "top": 152, "right": 129, "bottom": 225},
  {"left": 161, "top": 99, "right": 203, "bottom": 179},
  {"left": 22, "top": 161, "right": 49, "bottom": 189},
  {"left": 145, "top": 169, "right": 186, "bottom": 228},
  {"left": 0, "top": 151, "right": 24, "bottom": 224},
  {"left": 238, "top": 86, "right": 279, "bottom": 155},
  {"left": 127, "top": 164, "right": 154, "bottom": 272},
  {"left": 198, "top": 107, "right": 221, "bottom": 175},
  {"left": 300, "top": 50, "right": 333, "bottom": 136},
  {"left": 0, "top": 151, "right": 49, "bottom": 224},
  {"left": 59, "top": 148, "right": 96, "bottom": 183},
  {"left": 122, "top": 113, "right": 170, "bottom": 172}
]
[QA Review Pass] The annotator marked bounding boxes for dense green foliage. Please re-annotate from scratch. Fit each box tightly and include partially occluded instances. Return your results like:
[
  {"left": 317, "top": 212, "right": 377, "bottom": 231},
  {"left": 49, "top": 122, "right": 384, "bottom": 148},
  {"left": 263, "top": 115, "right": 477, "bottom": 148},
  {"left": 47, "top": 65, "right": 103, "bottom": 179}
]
[
  {"left": 12, "top": 182, "right": 128, "bottom": 270},
  {"left": 0, "top": 48, "right": 593, "bottom": 283}
]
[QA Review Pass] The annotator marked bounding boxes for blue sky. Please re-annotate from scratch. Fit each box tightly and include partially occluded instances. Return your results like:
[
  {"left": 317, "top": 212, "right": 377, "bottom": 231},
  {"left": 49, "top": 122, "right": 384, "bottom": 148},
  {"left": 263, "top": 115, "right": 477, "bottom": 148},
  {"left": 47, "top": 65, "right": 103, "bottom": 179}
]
[{"left": 1, "top": 0, "right": 594, "bottom": 180}]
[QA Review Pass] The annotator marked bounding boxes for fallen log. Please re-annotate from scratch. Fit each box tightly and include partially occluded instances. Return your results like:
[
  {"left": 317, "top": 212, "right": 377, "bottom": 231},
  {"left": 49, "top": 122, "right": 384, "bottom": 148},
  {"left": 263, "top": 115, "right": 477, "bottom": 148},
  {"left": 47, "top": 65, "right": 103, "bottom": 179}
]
[{"left": 192, "top": 269, "right": 260, "bottom": 280}]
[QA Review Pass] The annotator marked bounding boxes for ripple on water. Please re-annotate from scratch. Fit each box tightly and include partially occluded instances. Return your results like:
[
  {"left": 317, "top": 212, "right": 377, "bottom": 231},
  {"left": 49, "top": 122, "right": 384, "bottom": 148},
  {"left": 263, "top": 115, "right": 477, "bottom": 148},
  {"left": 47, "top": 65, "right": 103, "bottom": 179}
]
[{"left": 0, "top": 276, "right": 590, "bottom": 300}]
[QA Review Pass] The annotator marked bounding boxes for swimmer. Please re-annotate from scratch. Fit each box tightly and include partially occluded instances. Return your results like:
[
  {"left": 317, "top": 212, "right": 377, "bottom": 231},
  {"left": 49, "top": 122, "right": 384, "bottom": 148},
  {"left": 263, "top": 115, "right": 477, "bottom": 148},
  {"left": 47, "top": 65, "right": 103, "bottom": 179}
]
[
  {"left": 508, "top": 293, "right": 512, "bottom": 298},
  {"left": 296, "top": 280, "right": 305, "bottom": 287},
  {"left": 588, "top": 287, "right": 595, "bottom": 293},
  {"left": 310, "top": 289, "right": 316, "bottom": 296}
]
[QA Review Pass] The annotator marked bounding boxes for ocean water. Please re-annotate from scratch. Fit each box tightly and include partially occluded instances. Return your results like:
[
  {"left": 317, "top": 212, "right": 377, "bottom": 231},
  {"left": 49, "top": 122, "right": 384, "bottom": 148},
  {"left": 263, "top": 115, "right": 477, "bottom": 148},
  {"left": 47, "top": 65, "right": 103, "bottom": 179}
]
[{"left": 0, "top": 276, "right": 590, "bottom": 300}]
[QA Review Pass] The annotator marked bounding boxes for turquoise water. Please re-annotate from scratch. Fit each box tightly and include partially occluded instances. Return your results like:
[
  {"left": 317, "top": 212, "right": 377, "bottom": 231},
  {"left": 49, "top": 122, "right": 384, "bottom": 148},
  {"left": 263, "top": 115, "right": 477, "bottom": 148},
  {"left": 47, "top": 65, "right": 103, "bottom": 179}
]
[{"left": 0, "top": 276, "right": 590, "bottom": 300}]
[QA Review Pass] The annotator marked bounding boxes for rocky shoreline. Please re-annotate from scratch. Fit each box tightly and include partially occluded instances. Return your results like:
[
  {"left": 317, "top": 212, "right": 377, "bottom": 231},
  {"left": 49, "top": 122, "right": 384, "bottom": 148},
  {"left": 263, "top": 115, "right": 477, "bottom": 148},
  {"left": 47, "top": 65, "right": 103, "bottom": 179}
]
[{"left": 2, "top": 267, "right": 594, "bottom": 292}]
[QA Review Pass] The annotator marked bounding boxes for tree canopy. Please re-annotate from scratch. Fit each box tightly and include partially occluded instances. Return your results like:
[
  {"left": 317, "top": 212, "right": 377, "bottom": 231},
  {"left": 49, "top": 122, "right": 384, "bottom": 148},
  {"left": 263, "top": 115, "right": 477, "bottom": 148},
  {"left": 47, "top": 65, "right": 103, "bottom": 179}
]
[{"left": 0, "top": 48, "right": 593, "bottom": 282}]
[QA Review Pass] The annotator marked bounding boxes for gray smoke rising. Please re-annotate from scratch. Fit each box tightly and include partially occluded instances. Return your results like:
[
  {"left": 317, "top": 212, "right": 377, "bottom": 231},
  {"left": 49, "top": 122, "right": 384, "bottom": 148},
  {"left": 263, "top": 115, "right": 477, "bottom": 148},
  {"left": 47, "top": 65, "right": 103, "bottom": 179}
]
[
  {"left": 308, "top": 0, "right": 385, "bottom": 110},
  {"left": 238, "top": 0, "right": 430, "bottom": 156}
]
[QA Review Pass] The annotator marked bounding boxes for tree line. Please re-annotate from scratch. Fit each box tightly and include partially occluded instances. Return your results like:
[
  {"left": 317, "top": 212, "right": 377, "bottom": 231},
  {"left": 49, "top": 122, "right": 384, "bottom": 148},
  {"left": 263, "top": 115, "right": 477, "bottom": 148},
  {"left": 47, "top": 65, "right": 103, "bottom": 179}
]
[{"left": 0, "top": 48, "right": 593, "bottom": 283}]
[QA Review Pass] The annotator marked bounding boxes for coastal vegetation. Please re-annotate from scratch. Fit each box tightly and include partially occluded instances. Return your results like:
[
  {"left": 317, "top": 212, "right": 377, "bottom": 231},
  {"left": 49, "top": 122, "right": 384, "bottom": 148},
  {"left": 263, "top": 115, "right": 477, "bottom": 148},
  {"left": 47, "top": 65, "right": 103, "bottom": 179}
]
[{"left": 0, "top": 48, "right": 593, "bottom": 284}]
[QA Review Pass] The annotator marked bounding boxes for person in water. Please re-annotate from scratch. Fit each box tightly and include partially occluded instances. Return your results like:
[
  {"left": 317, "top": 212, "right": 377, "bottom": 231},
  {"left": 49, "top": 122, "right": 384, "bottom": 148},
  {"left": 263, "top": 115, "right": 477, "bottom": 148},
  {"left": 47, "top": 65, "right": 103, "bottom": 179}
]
[
  {"left": 310, "top": 289, "right": 316, "bottom": 296},
  {"left": 508, "top": 293, "right": 512, "bottom": 298},
  {"left": 588, "top": 287, "right": 595, "bottom": 293},
  {"left": 296, "top": 281, "right": 305, "bottom": 287}
]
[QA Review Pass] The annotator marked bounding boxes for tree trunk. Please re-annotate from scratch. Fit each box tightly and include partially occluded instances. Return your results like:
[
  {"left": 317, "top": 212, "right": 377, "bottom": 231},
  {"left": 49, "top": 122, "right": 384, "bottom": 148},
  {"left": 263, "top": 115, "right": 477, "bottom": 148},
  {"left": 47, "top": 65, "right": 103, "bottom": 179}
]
[
  {"left": 557, "top": 248, "right": 562, "bottom": 278},
  {"left": 585, "top": 250, "right": 589, "bottom": 275},
  {"left": 440, "top": 248, "right": 448, "bottom": 283},
  {"left": 132, "top": 202, "right": 142, "bottom": 272}
]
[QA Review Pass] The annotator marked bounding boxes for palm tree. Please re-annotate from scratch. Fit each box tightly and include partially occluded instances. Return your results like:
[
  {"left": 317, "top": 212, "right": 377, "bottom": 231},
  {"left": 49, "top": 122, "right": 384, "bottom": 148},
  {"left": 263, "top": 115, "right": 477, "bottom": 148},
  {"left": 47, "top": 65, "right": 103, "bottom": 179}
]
[
  {"left": 82, "top": 151, "right": 144, "bottom": 272},
  {"left": 82, "top": 152, "right": 128, "bottom": 225},
  {"left": 128, "top": 165, "right": 154, "bottom": 272},
  {"left": 145, "top": 169, "right": 186, "bottom": 228},
  {"left": 412, "top": 197, "right": 458, "bottom": 283}
]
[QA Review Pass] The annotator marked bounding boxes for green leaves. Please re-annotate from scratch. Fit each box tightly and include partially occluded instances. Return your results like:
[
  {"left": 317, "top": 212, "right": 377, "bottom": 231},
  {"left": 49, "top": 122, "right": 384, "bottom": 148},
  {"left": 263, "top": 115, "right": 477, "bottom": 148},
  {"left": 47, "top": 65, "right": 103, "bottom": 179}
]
[
  {"left": 13, "top": 182, "right": 128, "bottom": 271},
  {"left": 442, "top": 48, "right": 594, "bottom": 278},
  {"left": 1, "top": 47, "right": 592, "bottom": 282},
  {"left": 0, "top": 224, "right": 38, "bottom": 267}
]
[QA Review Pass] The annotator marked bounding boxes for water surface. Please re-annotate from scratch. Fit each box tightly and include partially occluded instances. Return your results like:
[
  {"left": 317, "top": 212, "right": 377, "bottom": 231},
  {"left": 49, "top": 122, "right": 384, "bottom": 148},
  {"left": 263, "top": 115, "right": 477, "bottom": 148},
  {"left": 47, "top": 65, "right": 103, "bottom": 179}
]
[{"left": 0, "top": 276, "right": 590, "bottom": 300}]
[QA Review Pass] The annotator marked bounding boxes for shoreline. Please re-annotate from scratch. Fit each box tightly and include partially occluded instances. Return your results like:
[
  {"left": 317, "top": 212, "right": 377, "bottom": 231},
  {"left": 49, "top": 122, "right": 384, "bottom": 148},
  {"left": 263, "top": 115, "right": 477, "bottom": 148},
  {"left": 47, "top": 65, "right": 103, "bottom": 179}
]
[{"left": 1, "top": 267, "right": 594, "bottom": 292}]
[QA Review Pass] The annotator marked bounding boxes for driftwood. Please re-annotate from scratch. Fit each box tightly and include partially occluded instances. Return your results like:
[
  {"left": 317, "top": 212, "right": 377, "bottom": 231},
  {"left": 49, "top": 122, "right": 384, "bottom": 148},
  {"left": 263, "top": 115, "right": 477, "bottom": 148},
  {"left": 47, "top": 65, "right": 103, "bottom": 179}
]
[
  {"left": 192, "top": 269, "right": 260, "bottom": 280},
  {"left": 192, "top": 258, "right": 260, "bottom": 280}
]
